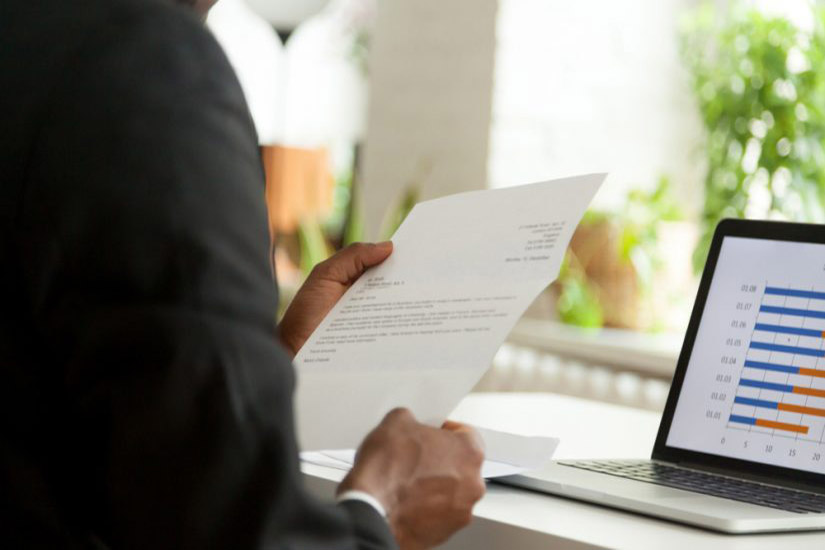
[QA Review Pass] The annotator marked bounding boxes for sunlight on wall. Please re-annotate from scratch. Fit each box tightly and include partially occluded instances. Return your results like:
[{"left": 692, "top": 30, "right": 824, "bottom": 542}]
[{"left": 488, "top": 0, "right": 705, "bottom": 213}]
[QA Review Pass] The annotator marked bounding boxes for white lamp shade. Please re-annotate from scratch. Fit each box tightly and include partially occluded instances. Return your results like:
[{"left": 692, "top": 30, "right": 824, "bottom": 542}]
[
  {"left": 207, "top": 0, "right": 285, "bottom": 144},
  {"left": 244, "top": 0, "right": 331, "bottom": 30}
]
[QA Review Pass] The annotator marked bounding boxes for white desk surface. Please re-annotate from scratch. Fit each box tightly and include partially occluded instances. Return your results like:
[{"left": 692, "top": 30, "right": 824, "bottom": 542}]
[{"left": 301, "top": 392, "right": 825, "bottom": 549}]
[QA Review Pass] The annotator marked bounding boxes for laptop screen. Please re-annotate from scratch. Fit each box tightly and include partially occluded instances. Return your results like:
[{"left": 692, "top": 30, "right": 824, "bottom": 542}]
[{"left": 667, "top": 235, "right": 825, "bottom": 475}]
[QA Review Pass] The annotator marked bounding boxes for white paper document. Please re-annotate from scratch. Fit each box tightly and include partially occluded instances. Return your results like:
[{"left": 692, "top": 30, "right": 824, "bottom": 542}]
[
  {"left": 300, "top": 427, "right": 560, "bottom": 479},
  {"left": 295, "top": 174, "right": 605, "bottom": 451}
]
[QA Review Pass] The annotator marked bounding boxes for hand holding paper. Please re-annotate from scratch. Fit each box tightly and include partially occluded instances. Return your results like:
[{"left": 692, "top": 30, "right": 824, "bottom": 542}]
[
  {"left": 279, "top": 241, "right": 394, "bottom": 356},
  {"left": 295, "top": 174, "right": 605, "bottom": 451},
  {"left": 337, "top": 409, "right": 487, "bottom": 549}
]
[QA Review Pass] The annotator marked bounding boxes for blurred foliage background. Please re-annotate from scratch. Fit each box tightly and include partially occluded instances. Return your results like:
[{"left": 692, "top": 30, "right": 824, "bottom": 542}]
[
  {"left": 683, "top": 1, "right": 825, "bottom": 270},
  {"left": 554, "top": 0, "right": 825, "bottom": 332},
  {"left": 554, "top": 177, "right": 688, "bottom": 331},
  {"left": 275, "top": 0, "right": 825, "bottom": 334}
]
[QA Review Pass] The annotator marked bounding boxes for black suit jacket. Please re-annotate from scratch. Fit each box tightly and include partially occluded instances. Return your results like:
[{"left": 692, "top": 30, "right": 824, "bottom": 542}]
[{"left": 0, "top": 0, "right": 396, "bottom": 548}]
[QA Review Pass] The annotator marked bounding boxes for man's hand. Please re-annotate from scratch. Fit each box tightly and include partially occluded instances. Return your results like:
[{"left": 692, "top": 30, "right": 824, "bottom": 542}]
[
  {"left": 338, "top": 409, "right": 486, "bottom": 550},
  {"left": 278, "top": 242, "right": 393, "bottom": 356}
]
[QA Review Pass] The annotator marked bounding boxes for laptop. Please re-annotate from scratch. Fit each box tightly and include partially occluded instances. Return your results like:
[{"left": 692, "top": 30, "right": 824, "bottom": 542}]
[{"left": 496, "top": 219, "right": 825, "bottom": 533}]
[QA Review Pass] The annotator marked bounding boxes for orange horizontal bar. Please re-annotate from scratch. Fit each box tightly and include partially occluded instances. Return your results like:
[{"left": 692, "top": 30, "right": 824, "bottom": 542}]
[
  {"left": 755, "top": 418, "right": 809, "bottom": 434},
  {"left": 793, "top": 386, "right": 825, "bottom": 399},
  {"left": 778, "top": 402, "right": 825, "bottom": 418},
  {"left": 798, "top": 367, "right": 825, "bottom": 379}
]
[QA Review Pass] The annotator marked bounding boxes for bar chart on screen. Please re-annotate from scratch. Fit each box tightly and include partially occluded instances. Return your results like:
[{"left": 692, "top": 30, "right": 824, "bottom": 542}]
[
  {"left": 666, "top": 236, "right": 825, "bottom": 474},
  {"left": 727, "top": 285, "right": 825, "bottom": 444}
]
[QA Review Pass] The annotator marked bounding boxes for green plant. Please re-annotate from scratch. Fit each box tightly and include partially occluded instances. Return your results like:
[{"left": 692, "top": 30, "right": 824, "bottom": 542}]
[
  {"left": 556, "top": 251, "right": 604, "bottom": 328},
  {"left": 296, "top": 178, "right": 419, "bottom": 277},
  {"left": 682, "top": 2, "right": 825, "bottom": 270},
  {"left": 297, "top": 219, "right": 332, "bottom": 276},
  {"left": 381, "top": 185, "right": 419, "bottom": 239},
  {"left": 620, "top": 176, "right": 685, "bottom": 288},
  {"left": 555, "top": 176, "right": 684, "bottom": 329},
  {"left": 324, "top": 168, "right": 365, "bottom": 248},
  {"left": 296, "top": 170, "right": 354, "bottom": 278}
]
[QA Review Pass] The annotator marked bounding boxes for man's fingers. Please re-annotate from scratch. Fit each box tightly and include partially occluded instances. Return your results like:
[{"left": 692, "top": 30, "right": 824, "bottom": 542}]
[
  {"left": 313, "top": 241, "right": 393, "bottom": 284},
  {"left": 441, "top": 420, "right": 465, "bottom": 432},
  {"left": 442, "top": 421, "right": 485, "bottom": 456},
  {"left": 384, "top": 406, "right": 416, "bottom": 423}
]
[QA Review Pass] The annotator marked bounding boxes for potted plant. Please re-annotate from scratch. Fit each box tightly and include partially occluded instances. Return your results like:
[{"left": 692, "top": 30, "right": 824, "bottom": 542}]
[{"left": 553, "top": 177, "right": 695, "bottom": 331}]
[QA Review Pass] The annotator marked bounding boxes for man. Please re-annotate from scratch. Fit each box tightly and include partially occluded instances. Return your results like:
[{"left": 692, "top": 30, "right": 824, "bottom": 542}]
[{"left": 0, "top": 0, "right": 485, "bottom": 548}]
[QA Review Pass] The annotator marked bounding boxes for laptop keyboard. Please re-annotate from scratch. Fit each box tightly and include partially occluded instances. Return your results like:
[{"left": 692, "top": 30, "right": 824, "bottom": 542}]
[{"left": 559, "top": 460, "right": 825, "bottom": 514}]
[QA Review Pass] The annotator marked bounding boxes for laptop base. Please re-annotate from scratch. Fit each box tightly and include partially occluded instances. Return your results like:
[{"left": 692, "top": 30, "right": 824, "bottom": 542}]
[{"left": 497, "top": 460, "right": 825, "bottom": 534}]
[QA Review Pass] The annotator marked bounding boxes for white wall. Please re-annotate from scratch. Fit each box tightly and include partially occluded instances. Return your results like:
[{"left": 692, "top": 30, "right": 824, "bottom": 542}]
[
  {"left": 488, "top": 0, "right": 705, "bottom": 212},
  {"left": 360, "top": 0, "right": 499, "bottom": 239},
  {"left": 361, "top": 0, "right": 707, "bottom": 237},
  {"left": 210, "top": 0, "right": 716, "bottom": 232}
]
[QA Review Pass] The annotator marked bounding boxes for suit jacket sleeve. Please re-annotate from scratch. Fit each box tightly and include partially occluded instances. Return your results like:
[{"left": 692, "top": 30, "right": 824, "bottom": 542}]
[{"left": 15, "top": 3, "right": 396, "bottom": 549}]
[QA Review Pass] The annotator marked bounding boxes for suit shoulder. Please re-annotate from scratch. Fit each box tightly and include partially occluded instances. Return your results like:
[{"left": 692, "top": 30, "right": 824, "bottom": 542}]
[
  {"left": 1, "top": 0, "right": 213, "bottom": 59},
  {"left": 88, "top": 0, "right": 235, "bottom": 80},
  {"left": 1, "top": 0, "right": 240, "bottom": 108},
  {"left": 50, "top": 0, "right": 248, "bottom": 123}
]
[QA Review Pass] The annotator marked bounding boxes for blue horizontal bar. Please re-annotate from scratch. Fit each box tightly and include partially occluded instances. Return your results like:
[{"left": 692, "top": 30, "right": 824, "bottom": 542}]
[
  {"left": 760, "top": 305, "right": 825, "bottom": 320},
  {"left": 750, "top": 341, "right": 824, "bottom": 358},
  {"left": 743, "top": 360, "right": 800, "bottom": 374},
  {"left": 739, "top": 378, "right": 794, "bottom": 393},
  {"left": 754, "top": 323, "right": 824, "bottom": 338},
  {"left": 734, "top": 396, "right": 779, "bottom": 409},
  {"left": 766, "top": 287, "right": 825, "bottom": 301},
  {"left": 729, "top": 414, "right": 757, "bottom": 426}
]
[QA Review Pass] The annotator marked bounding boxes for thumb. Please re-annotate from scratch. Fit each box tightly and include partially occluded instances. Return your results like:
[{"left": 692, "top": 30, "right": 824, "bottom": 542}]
[
  {"left": 442, "top": 421, "right": 485, "bottom": 454},
  {"left": 313, "top": 241, "right": 393, "bottom": 284}
]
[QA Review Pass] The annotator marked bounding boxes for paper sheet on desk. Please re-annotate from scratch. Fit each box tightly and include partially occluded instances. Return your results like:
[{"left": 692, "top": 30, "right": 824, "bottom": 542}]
[
  {"left": 301, "top": 427, "right": 560, "bottom": 479},
  {"left": 295, "top": 174, "right": 605, "bottom": 451}
]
